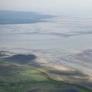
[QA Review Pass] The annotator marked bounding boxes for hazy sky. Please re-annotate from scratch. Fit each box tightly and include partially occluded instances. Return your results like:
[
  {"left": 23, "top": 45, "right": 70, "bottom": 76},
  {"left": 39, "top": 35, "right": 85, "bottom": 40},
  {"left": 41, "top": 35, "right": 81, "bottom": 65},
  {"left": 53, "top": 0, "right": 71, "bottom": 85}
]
[{"left": 0, "top": 0, "right": 92, "bottom": 16}]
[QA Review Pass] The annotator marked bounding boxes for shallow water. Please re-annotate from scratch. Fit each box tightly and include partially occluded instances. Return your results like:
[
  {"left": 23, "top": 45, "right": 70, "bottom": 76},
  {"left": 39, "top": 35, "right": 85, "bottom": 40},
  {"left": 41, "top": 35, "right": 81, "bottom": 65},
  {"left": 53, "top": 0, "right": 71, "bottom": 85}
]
[{"left": 0, "top": 17, "right": 92, "bottom": 53}]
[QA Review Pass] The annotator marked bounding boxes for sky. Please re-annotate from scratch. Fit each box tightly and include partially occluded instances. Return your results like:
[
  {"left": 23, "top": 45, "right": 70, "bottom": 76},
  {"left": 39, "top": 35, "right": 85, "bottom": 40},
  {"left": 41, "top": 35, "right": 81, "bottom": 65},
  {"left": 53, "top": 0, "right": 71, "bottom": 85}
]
[{"left": 0, "top": 0, "right": 92, "bottom": 16}]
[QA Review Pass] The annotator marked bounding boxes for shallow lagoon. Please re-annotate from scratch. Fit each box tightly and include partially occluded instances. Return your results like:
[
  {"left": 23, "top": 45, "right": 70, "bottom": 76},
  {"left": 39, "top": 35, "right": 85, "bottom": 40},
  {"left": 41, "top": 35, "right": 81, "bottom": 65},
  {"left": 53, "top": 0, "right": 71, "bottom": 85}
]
[{"left": 0, "top": 17, "right": 92, "bottom": 52}]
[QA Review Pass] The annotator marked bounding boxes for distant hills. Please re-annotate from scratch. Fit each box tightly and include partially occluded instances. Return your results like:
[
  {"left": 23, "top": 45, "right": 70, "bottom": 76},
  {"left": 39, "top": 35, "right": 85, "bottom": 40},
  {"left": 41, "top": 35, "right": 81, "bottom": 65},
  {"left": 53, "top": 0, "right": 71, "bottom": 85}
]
[{"left": 0, "top": 11, "right": 54, "bottom": 24}]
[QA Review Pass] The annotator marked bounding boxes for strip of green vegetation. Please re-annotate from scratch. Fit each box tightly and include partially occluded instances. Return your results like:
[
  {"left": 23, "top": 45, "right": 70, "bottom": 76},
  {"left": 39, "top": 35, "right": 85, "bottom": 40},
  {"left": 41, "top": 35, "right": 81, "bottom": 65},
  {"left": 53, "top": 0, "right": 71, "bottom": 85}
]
[{"left": 0, "top": 60, "right": 92, "bottom": 92}]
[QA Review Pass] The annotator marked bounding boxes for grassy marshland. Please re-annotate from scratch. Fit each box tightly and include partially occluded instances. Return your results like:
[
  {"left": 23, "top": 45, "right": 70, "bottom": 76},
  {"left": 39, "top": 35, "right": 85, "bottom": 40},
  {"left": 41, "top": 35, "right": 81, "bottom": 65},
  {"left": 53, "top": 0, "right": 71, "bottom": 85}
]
[{"left": 0, "top": 59, "right": 92, "bottom": 92}]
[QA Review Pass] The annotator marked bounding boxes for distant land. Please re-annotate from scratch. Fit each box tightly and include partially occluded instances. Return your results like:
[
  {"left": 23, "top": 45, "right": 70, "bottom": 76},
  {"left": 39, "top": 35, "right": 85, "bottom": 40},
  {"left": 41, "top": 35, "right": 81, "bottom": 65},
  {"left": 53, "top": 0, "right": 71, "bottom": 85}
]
[{"left": 0, "top": 11, "right": 54, "bottom": 24}]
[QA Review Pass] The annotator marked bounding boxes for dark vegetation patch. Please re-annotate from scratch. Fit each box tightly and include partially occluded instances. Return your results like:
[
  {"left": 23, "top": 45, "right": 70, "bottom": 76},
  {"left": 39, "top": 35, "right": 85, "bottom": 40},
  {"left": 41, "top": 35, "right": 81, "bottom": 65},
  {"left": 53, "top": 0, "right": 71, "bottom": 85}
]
[{"left": 4, "top": 54, "right": 37, "bottom": 64}]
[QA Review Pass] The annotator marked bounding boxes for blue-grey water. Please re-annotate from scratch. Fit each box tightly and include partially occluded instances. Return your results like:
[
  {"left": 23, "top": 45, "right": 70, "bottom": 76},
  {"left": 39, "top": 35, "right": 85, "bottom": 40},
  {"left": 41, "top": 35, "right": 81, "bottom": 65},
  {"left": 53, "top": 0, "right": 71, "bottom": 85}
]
[{"left": 0, "top": 17, "right": 92, "bottom": 52}]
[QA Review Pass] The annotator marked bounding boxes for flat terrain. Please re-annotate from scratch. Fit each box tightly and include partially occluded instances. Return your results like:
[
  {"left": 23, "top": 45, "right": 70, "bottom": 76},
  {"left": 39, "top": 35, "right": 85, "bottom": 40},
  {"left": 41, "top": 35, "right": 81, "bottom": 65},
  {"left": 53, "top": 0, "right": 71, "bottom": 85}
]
[
  {"left": 0, "top": 11, "right": 92, "bottom": 92},
  {"left": 0, "top": 51, "right": 92, "bottom": 92}
]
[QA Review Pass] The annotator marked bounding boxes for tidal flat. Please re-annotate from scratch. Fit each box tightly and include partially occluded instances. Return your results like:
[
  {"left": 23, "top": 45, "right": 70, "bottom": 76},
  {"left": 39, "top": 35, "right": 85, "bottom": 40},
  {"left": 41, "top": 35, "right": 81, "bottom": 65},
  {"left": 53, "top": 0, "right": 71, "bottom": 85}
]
[{"left": 0, "top": 15, "right": 92, "bottom": 92}]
